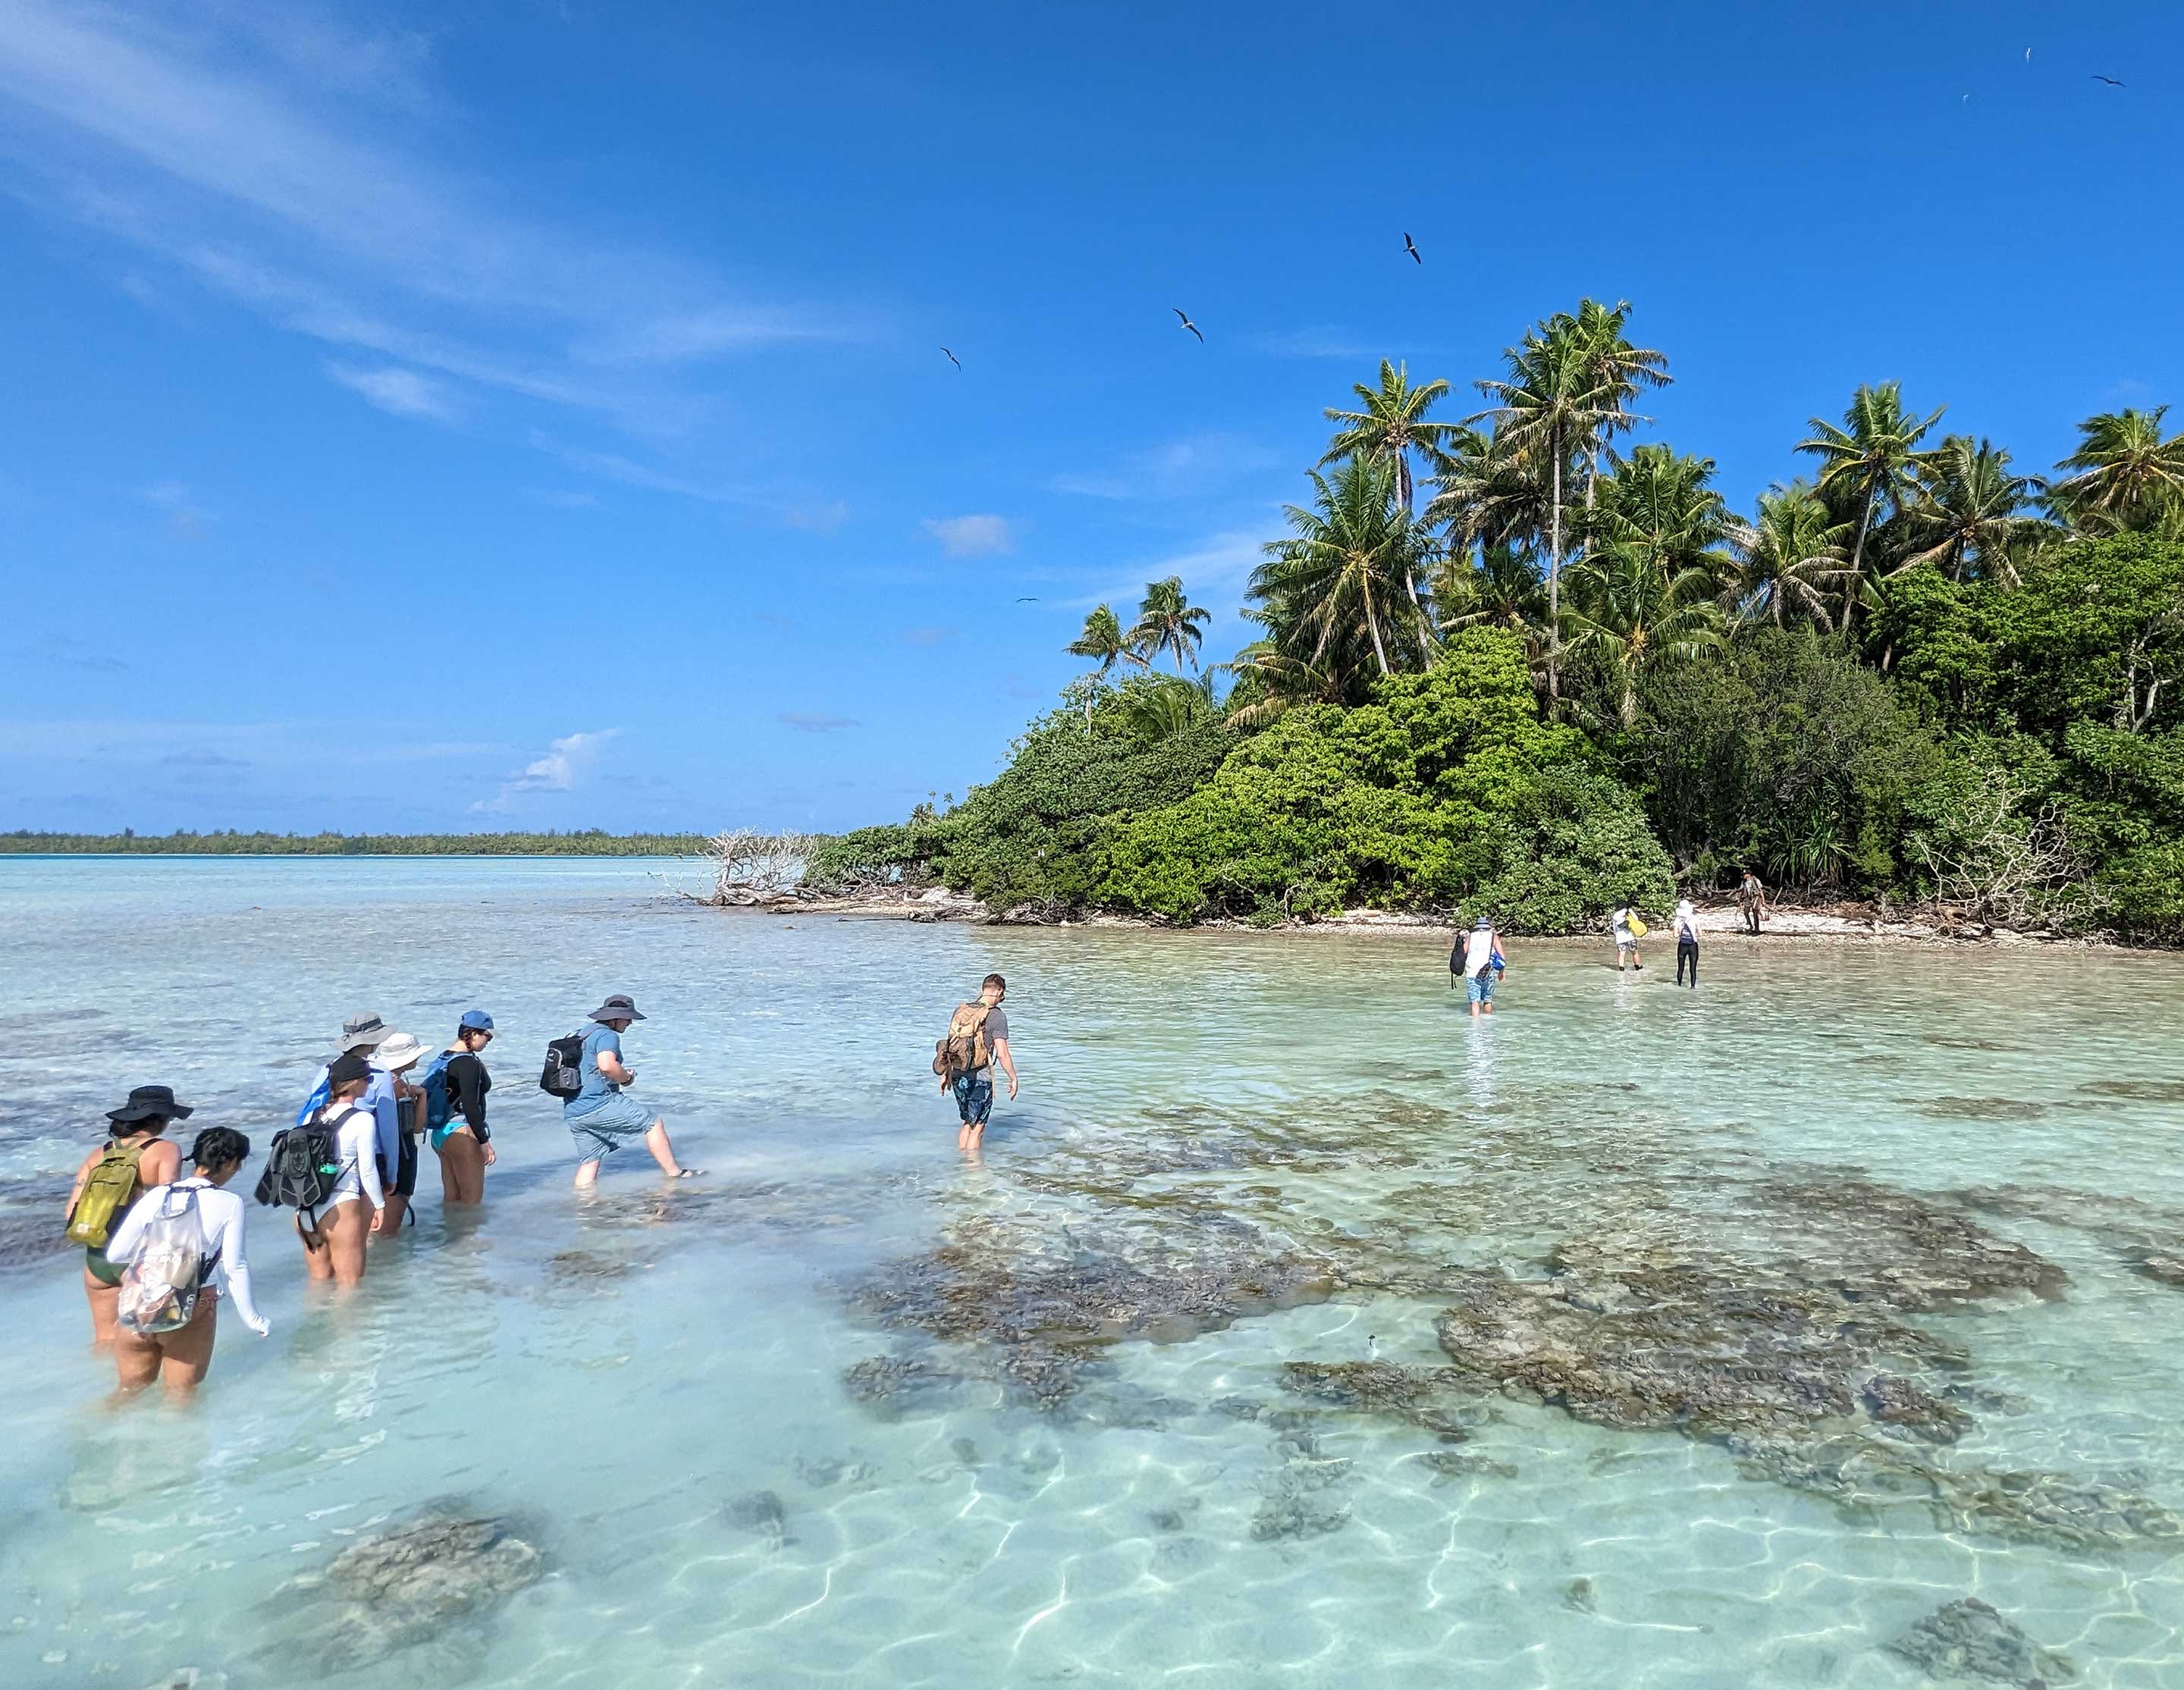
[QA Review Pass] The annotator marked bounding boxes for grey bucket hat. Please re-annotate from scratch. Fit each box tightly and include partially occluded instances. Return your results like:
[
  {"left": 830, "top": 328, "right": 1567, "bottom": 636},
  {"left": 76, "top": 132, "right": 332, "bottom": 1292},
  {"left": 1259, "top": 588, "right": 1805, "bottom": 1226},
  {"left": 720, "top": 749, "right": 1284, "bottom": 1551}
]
[
  {"left": 587, "top": 994, "right": 646, "bottom": 1024},
  {"left": 337, "top": 1011, "right": 392, "bottom": 1052}
]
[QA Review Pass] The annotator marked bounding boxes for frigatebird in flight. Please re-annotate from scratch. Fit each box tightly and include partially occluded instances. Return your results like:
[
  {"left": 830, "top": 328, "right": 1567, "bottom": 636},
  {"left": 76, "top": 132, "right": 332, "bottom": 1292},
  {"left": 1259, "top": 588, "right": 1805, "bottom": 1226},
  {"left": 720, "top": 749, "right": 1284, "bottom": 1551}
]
[
  {"left": 1173, "top": 308, "right": 1203, "bottom": 343},
  {"left": 1404, "top": 232, "right": 1422, "bottom": 265},
  {"left": 942, "top": 347, "right": 962, "bottom": 369}
]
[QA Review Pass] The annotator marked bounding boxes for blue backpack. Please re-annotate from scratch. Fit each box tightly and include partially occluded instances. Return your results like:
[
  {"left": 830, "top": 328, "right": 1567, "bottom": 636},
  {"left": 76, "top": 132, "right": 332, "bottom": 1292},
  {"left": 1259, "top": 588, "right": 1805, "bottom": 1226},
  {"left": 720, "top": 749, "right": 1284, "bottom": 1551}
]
[
  {"left": 295, "top": 1072, "right": 331, "bottom": 1128},
  {"left": 420, "top": 1051, "right": 457, "bottom": 1133}
]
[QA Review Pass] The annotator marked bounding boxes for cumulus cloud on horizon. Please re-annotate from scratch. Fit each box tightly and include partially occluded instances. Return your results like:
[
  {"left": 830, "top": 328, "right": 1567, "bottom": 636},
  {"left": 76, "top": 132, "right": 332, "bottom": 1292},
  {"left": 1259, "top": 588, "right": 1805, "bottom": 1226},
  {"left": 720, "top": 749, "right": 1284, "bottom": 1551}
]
[{"left": 471, "top": 728, "right": 617, "bottom": 812}]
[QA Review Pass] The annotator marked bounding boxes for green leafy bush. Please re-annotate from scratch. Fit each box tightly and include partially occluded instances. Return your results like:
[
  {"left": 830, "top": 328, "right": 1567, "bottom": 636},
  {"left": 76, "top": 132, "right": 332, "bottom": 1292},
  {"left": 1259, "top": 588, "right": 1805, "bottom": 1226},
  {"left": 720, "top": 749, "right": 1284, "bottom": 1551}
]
[{"left": 1094, "top": 629, "right": 1673, "bottom": 928}]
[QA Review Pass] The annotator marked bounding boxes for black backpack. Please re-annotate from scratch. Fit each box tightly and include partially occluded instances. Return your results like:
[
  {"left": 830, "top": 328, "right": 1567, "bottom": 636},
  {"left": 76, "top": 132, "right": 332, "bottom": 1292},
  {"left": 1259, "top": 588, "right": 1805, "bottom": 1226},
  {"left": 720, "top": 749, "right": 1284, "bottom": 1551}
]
[
  {"left": 539, "top": 1031, "right": 587, "bottom": 1099},
  {"left": 254, "top": 1108, "right": 355, "bottom": 1221},
  {"left": 1448, "top": 930, "right": 1468, "bottom": 986}
]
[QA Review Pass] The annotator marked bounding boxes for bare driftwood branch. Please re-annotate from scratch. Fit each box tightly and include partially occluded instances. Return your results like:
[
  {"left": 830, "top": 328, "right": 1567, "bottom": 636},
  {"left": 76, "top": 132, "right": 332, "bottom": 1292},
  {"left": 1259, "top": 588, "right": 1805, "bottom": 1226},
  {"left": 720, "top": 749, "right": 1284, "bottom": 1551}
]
[{"left": 705, "top": 829, "right": 817, "bottom": 904}]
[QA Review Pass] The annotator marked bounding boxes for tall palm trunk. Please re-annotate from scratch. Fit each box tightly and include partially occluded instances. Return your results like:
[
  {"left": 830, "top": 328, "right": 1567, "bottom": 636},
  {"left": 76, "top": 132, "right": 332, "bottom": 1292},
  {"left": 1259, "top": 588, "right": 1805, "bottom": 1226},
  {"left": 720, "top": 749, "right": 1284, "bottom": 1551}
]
[
  {"left": 1844, "top": 483, "right": 1877, "bottom": 639},
  {"left": 1363, "top": 580, "right": 1391, "bottom": 676},
  {"left": 1547, "top": 442, "right": 1564, "bottom": 704},
  {"left": 1392, "top": 446, "right": 1436, "bottom": 647}
]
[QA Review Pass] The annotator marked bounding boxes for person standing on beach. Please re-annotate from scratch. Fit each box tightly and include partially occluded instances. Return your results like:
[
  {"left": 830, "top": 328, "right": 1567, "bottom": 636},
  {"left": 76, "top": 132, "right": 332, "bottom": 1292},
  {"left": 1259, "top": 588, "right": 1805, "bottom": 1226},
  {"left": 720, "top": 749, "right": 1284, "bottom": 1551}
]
[
  {"left": 1674, "top": 898, "right": 1702, "bottom": 988},
  {"left": 565, "top": 995, "right": 697, "bottom": 1190},
  {"left": 1736, "top": 868, "right": 1768, "bottom": 935},
  {"left": 942, "top": 974, "right": 1018, "bottom": 1152},
  {"left": 103, "top": 1126, "right": 270, "bottom": 1397},
  {"left": 425, "top": 1011, "right": 497, "bottom": 1206},
  {"left": 1610, "top": 901, "right": 1645, "bottom": 973},
  {"left": 64, "top": 1086, "right": 186, "bottom": 1343},
  {"left": 1462, "top": 917, "right": 1502, "bottom": 1017}
]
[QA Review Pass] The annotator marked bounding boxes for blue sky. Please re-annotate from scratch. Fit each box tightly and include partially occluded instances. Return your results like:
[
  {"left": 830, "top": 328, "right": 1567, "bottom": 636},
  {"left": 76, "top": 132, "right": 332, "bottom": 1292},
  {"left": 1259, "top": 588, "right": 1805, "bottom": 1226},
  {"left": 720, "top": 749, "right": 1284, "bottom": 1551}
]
[{"left": 2, "top": 2, "right": 2179, "bottom": 835}]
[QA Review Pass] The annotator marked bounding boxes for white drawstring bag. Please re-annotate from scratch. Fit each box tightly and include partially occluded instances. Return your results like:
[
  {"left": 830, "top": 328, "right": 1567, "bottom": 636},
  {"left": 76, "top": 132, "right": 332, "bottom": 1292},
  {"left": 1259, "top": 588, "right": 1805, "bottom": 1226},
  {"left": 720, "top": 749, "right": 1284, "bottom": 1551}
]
[{"left": 116, "top": 1187, "right": 209, "bottom": 1337}]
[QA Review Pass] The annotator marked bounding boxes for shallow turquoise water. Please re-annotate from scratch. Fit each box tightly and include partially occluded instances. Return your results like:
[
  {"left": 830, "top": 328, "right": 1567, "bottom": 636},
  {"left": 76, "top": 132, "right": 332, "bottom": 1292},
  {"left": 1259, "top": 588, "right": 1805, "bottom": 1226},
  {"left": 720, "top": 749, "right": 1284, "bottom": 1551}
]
[{"left": 1, "top": 858, "right": 2179, "bottom": 1688}]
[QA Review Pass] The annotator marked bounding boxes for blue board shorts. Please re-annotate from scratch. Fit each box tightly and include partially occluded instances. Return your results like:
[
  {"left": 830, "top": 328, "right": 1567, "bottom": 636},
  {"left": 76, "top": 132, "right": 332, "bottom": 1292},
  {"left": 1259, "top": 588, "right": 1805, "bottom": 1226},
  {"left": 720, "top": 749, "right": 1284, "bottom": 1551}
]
[
  {"left": 1466, "top": 973, "right": 1495, "bottom": 1005},
  {"left": 566, "top": 1091, "right": 654, "bottom": 1163},
  {"left": 952, "top": 1072, "right": 993, "bottom": 1126}
]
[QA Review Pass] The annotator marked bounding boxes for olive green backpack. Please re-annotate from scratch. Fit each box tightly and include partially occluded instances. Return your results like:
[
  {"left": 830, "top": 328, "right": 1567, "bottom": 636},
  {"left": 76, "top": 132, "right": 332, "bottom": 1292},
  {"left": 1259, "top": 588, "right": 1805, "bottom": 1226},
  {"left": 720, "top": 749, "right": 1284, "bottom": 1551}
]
[{"left": 66, "top": 1139, "right": 147, "bottom": 1249}]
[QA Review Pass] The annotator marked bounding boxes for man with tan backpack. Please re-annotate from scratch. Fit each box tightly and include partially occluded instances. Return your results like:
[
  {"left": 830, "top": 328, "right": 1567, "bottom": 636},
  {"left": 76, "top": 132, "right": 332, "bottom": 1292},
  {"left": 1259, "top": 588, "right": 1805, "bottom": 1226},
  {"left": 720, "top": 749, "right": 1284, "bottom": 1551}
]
[{"left": 933, "top": 973, "right": 1018, "bottom": 1151}]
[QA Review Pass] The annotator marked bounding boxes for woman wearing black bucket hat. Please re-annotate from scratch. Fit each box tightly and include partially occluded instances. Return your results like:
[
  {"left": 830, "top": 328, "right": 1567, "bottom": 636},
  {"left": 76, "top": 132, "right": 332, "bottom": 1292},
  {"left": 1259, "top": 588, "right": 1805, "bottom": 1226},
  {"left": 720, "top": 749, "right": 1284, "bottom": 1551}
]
[{"left": 64, "top": 1086, "right": 188, "bottom": 1344}]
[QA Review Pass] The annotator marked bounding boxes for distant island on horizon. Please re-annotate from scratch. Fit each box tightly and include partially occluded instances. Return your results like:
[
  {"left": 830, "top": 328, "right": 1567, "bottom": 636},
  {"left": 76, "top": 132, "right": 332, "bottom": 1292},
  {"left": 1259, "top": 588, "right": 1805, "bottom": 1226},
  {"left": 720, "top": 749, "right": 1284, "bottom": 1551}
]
[{"left": 1, "top": 829, "right": 715, "bottom": 856}]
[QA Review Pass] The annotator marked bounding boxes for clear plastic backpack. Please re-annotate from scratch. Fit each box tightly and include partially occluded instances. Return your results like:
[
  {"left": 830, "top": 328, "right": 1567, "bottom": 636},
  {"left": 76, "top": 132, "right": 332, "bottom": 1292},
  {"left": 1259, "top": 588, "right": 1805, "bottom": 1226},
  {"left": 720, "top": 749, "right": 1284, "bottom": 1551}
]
[{"left": 116, "top": 1187, "right": 209, "bottom": 1337}]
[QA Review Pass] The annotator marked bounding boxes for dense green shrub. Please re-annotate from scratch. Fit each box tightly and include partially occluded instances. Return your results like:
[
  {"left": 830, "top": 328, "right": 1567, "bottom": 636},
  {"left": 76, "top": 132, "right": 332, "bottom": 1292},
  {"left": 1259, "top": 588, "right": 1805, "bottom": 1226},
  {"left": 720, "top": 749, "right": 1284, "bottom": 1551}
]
[
  {"left": 1628, "top": 630, "right": 1943, "bottom": 891},
  {"left": 1094, "top": 629, "right": 1673, "bottom": 928}
]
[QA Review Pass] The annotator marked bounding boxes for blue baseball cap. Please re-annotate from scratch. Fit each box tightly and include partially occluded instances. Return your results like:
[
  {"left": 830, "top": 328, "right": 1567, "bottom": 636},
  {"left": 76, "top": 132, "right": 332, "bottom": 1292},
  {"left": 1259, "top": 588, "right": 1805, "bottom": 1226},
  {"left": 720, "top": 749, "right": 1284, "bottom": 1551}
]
[{"left": 459, "top": 1010, "right": 495, "bottom": 1032}]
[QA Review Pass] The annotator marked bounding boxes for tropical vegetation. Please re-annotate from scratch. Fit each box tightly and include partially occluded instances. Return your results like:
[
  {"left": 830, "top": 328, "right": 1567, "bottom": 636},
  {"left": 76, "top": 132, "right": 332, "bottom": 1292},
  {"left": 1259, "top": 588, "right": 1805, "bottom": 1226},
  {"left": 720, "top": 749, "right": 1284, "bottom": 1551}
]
[{"left": 812, "top": 301, "right": 2184, "bottom": 939}]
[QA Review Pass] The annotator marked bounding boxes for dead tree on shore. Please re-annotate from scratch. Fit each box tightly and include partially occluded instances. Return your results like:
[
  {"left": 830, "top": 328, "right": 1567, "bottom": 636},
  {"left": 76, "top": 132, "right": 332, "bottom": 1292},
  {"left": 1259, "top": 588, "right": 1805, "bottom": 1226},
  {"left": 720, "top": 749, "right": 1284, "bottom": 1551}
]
[{"left": 704, "top": 829, "right": 817, "bottom": 905}]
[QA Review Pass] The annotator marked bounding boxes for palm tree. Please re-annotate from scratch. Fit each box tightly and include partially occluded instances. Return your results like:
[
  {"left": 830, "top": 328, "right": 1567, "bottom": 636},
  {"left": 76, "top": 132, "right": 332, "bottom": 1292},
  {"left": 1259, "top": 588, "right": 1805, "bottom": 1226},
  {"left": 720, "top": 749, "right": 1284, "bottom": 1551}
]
[
  {"left": 1568, "top": 298, "right": 1671, "bottom": 511},
  {"left": 1123, "top": 674, "right": 1217, "bottom": 745},
  {"left": 1322, "top": 361, "right": 1466, "bottom": 643},
  {"left": 1065, "top": 604, "right": 1144, "bottom": 727},
  {"left": 1252, "top": 456, "right": 1433, "bottom": 688},
  {"left": 2049, "top": 407, "right": 2184, "bottom": 535},
  {"left": 1895, "top": 435, "right": 2051, "bottom": 586},
  {"left": 1559, "top": 549, "right": 1724, "bottom": 728},
  {"left": 1796, "top": 382, "right": 1945, "bottom": 632},
  {"left": 1724, "top": 483, "right": 1851, "bottom": 632},
  {"left": 1581, "top": 444, "right": 1731, "bottom": 590},
  {"left": 1320, "top": 360, "right": 1467, "bottom": 516},
  {"left": 1128, "top": 576, "right": 1213, "bottom": 676},
  {"left": 1470, "top": 312, "right": 1624, "bottom": 702}
]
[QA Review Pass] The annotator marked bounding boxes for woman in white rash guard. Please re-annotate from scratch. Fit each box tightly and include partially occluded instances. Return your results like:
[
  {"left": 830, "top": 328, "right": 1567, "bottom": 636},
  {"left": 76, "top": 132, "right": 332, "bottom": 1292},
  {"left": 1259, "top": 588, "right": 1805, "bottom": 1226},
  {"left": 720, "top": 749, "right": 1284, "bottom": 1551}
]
[
  {"left": 300, "top": 1051, "right": 387, "bottom": 1287},
  {"left": 102, "top": 1126, "right": 271, "bottom": 1398}
]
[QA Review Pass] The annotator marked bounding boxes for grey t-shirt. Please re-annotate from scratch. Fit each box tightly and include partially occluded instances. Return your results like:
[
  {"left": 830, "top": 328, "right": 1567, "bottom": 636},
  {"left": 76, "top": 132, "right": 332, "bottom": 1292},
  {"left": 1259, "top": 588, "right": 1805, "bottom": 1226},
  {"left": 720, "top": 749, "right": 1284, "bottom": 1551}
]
[{"left": 977, "top": 1005, "right": 1010, "bottom": 1074}]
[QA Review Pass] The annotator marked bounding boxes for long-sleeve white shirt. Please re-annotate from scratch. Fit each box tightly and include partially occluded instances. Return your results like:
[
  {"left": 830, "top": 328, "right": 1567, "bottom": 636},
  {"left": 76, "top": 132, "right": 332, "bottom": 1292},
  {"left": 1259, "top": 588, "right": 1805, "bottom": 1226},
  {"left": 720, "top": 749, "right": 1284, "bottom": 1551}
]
[
  {"left": 318, "top": 1102, "right": 388, "bottom": 1211},
  {"left": 305, "top": 1064, "right": 403, "bottom": 1175},
  {"left": 105, "top": 1177, "right": 269, "bottom": 1335}
]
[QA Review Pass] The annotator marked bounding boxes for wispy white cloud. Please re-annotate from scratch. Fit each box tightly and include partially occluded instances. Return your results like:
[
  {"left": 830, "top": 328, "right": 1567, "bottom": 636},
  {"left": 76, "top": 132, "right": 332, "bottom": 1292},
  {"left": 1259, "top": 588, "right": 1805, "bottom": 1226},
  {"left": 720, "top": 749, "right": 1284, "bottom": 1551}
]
[
  {"left": 471, "top": 728, "right": 618, "bottom": 813},
  {"left": 528, "top": 431, "right": 754, "bottom": 504},
  {"left": 777, "top": 712, "right": 859, "bottom": 733},
  {"left": 1249, "top": 325, "right": 1378, "bottom": 360},
  {"left": 0, "top": 1, "right": 846, "bottom": 440},
  {"left": 1079, "top": 529, "right": 1265, "bottom": 611},
  {"left": 783, "top": 498, "right": 849, "bottom": 534},
  {"left": 328, "top": 362, "right": 457, "bottom": 421},
  {"left": 922, "top": 513, "right": 1015, "bottom": 557},
  {"left": 526, "top": 488, "right": 600, "bottom": 510},
  {"left": 8, "top": 634, "right": 127, "bottom": 672},
  {"left": 1049, "top": 432, "right": 1280, "bottom": 501},
  {"left": 141, "top": 479, "right": 209, "bottom": 540}
]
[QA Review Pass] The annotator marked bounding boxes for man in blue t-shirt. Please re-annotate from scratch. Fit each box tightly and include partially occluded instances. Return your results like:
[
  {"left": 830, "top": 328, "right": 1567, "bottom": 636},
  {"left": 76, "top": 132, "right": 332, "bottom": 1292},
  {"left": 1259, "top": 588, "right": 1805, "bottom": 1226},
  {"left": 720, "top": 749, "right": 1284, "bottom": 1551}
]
[{"left": 564, "top": 994, "right": 698, "bottom": 1190}]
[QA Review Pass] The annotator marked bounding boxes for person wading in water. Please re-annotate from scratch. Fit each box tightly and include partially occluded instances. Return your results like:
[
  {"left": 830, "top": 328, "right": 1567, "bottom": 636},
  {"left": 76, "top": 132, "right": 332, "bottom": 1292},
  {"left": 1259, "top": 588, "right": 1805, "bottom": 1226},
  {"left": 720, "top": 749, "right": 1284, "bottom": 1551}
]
[{"left": 64, "top": 1086, "right": 187, "bottom": 1344}]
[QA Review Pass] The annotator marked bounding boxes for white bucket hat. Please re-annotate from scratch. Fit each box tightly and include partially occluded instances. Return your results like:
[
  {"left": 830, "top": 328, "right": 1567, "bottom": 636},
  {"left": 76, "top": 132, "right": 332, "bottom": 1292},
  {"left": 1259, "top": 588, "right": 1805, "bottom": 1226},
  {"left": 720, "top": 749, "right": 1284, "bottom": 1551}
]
[{"left": 373, "top": 1031, "right": 427, "bottom": 1070}]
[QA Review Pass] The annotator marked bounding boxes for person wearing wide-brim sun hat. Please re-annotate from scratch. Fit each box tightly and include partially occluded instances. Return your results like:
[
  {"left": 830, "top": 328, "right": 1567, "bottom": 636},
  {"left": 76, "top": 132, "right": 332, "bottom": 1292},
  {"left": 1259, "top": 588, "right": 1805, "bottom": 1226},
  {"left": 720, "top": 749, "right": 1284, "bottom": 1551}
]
[
  {"left": 64, "top": 1086, "right": 190, "bottom": 1344},
  {"left": 563, "top": 994, "right": 700, "bottom": 1192},
  {"left": 368, "top": 1031, "right": 431, "bottom": 1237}
]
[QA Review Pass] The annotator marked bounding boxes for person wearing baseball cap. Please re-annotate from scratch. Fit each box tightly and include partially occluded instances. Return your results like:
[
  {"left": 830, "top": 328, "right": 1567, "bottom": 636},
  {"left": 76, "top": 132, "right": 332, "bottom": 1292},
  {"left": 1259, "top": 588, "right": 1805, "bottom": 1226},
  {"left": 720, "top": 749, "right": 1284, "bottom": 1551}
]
[
  {"left": 428, "top": 1011, "right": 498, "bottom": 1206},
  {"left": 296, "top": 1052, "right": 387, "bottom": 1287}
]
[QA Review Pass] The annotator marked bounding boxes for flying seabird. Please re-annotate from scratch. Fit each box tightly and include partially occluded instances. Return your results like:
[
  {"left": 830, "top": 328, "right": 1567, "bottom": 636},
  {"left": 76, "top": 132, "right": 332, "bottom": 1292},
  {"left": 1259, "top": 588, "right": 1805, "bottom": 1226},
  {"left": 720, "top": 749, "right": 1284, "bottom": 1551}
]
[
  {"left": 1173, "top": 308, "right": 1203, "bottom": 343},
  {"left": 1015, "top": 596, "right": 1039, "bottom": 602},
  {"left": 2092, "top": 74, "right": 2126, "bottom": 86},
  {"left": 1404, "top": 232, "right": 1421, "bottom": 265},
  {"left": 942, "top": 347, "right": 962, "bottom": 369}
]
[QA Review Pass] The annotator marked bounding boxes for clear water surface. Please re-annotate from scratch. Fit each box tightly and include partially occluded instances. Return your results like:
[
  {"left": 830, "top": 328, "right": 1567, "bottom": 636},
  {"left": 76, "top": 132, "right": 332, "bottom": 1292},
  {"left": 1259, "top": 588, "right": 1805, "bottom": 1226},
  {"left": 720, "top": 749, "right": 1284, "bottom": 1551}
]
[{"left": 1, "top": 856, "right": 2179, "bottom": 1688}]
